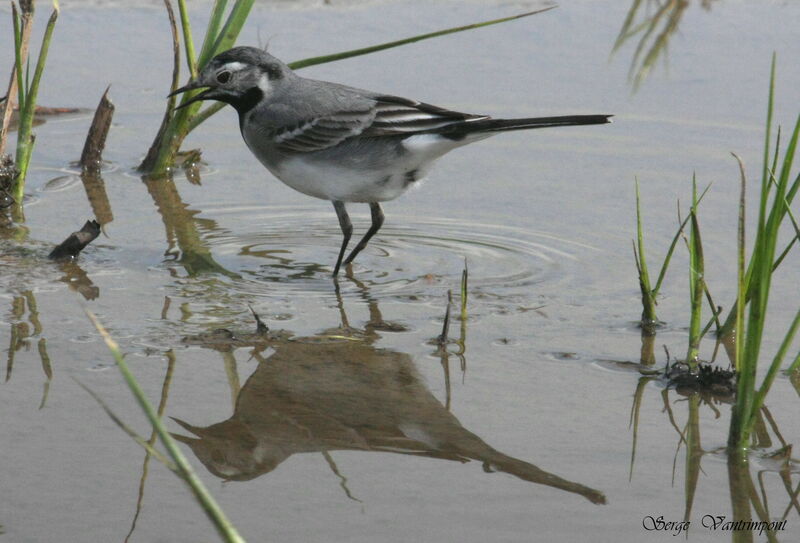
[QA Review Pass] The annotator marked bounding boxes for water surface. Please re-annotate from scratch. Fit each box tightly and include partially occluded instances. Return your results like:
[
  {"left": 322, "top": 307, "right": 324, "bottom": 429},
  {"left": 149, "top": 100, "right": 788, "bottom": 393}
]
[{"left": 1, "top": 1, "right": 799, "bottom": 541}]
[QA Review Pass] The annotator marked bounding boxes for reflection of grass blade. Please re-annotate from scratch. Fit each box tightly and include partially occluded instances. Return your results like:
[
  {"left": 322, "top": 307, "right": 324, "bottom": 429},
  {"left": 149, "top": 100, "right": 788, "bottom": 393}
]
[
  {"left": 38, "top": 338, "right": 52, "bottom": 409},
  {"left": 460, "top": 258, "right": 468, "bottom": 322},
  {"left": 126, "top": 350, "right": 177, "bottom": 543},
  {"left": 683, "top": 395, "right": 701, "bottom": 525},
  {"left": 85, "top": 309, "right": 246, "bottom": 543},
  {"left": 628, "top": 376, "right": 654, "bottom": 481},
  {"left": 142, "top": 175, "right": 238, "bottom": 278}
]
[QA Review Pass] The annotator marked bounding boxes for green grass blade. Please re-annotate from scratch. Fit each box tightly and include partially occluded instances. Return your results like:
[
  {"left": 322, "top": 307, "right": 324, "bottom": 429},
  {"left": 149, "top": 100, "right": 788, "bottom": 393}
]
[
  {"left": 612, "top": 0, "right": 644, "bottom": 53},
  {"left": 13, "top": 4, "right": 58, "bottom": 201},
  {"left": 186, "top": 8, "right": 555, "bottom": 135},
  {"left": 209, "top": 0, "right": 255, "bottom": 58},
  {"left": 788, "top": 351, "right": 800, "bottom": 375},
  {"left": 767, "top": 168, "right": 800, "bottom": 245},
  {"left": 632, "top": 3, "right": 686, "bottom": 91},
  {"left": 761, "top": 54, "right": 776, "bottom": 204},
  {"left": 73, "top": 377, "right": 178, "bottom": 472},
  {"left": 754, "top": 55, "right": 776, "bottom": 252},
  {"left": 626, "top": 5, "right": 666, "bottom": 82},
  {"left": 634, "top": 177, "right": 656, "bottom": 323},
  {"left": 686, "top": 178, "right": 704, "bottom": 366},
  {"left": 772, "top": 238, "right": 796, "bottom": 272},
  {"left": 85, "top": 309, "right": 246, "bottom": 543},
  {"left": 11, "top": 4, "right": 25, "bottom": 109},
  {"left": 652, "top": 183, "right": 711, "bottom": 296},
  {"left": 176, "top": 0, "right": 198, "bottom": 78},
  {"left": 729, "top": 153, "right": 747, "bottom": 446},
  {"left": 699, "top": 303, "right": 722, "bottom": 341},
  {"left": 197, "top": 0, "right": 230, "bottom": 68},
  {"left": 288, "top": 8, "right": 555, "bottom": 70},
  {"left": 186, "top": 101, "right": 226, "bottom": 133},
  {"left": 21, "top": 8, "right": 58, "bottom": 119},
  {"left": 770, "top": 127, "right": 782, "bottom": 181},
  {"left": 750, "top": 308, "right": 800, "bottom": 428}
]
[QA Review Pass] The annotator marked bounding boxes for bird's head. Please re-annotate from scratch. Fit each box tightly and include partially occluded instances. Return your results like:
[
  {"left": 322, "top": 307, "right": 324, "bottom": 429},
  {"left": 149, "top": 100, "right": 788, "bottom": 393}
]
[{"left": 169, "top": 46, "right": 290, "bottom": 113}]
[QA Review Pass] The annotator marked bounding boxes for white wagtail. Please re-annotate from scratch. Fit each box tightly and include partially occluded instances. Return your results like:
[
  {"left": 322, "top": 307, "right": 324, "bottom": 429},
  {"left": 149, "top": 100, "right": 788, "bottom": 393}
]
[{"left": 170, "top": 47, "right": 611, "bottom": 276}]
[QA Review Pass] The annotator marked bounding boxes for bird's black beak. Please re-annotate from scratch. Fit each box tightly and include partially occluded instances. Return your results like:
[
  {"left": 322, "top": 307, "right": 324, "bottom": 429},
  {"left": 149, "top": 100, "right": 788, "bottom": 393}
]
[{"left": 168, "top": 80, "right": 220, "bottom": 110}]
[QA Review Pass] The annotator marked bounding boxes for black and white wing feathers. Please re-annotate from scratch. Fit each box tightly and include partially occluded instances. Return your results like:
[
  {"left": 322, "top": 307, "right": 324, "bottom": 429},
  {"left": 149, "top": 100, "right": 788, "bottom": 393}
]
[
  {"left": 365, "top": 95, "right": 488, "bottom": 136},
  {"left": 270, "top": 94, "right": 487, "bottom": 153},
  {"left": 271, "top": 108, "right": 376, "bottom": 153}
]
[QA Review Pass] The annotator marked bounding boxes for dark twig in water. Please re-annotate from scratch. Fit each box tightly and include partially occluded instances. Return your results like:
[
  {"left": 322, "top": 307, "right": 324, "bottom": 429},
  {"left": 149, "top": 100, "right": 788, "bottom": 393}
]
[
  {"left": 79, "top": 86, "right": 115, "bottom": 175},
  {"left": 249, "top": 305, "right": 269, "bottom": 335},
  {"left": 438, "top": 290, "right": 453, "bottom": 346},
  {"left": 460, "top": 258, "right": 468, "bottom": 320},
  {"left": 78, "top": 91, "right": 116, "bottom": 227},
  {"left": 48, "top": 220, "right": 101, "bottom": 260}
]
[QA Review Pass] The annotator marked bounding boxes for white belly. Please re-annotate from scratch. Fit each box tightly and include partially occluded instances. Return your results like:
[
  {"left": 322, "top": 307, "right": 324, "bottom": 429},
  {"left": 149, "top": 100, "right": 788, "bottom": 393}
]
[
  {"left": 271, "top": 157, "right": 427, "bottom": 203},
  {"left": 241, "top": 126, "right": 478, "bottom": 203}
]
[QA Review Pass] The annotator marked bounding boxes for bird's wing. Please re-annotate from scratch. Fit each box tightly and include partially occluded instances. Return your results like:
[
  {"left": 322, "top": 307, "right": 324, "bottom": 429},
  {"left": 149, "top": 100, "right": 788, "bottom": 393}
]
[
  {"left": 364, "top": 95, "right": 489, "bottom": 137},
  {"left": 271, "top": 107, "right": 377, "bottom": 153},
  {"left": 270, "top": 94, "right": 488, "bottom": 153}
]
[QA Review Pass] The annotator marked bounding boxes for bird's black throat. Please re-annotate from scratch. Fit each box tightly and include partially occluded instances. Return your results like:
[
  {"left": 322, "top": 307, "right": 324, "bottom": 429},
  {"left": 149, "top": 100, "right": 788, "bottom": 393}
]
[{"left": 226, "top": 86, "right": 264, "bottom": 117}]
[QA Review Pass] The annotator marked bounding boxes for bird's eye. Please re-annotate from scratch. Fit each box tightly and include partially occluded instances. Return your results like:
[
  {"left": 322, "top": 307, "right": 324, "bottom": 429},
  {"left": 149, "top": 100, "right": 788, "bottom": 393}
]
[{"left": 216, "top": 71, "right": 231, "bottom": 84}]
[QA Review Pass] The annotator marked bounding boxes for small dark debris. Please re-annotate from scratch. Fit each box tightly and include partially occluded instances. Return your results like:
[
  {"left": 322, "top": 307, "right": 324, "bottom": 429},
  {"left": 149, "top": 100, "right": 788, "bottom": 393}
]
[
  {"left": 249, "top": 305, "right": 269, "bottom": 335},
  {"left": 0, "top": 189, "right": 13, "bottom": 209},
  {"left": 553, "top": 351, "right": 579, "bottom": 360},
  {"left": 181, "top": 325, "right": 291, "bottom": 352},
  {"left": 370, "top": 321, "right": 410, "bottom": 333},
  {"left": 48, "top": 220, "right": 101, "bottom": 260},
  {"left": 0, "top": 155, "right": 17, "bottom": 208},
  {"left": 667, "top": 362, "right": 736, "bottom": 398}
]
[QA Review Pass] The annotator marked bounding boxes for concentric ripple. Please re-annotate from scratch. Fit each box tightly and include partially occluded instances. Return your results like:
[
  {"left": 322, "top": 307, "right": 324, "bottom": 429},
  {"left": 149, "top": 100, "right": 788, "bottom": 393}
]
[{"left": 190, "top": 204, "right": 598, "bottom": 301}]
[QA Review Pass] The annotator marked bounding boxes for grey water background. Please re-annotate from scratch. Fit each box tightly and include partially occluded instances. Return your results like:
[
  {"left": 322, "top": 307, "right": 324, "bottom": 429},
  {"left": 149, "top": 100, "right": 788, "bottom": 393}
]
[{"left": 1, "top": 1, "right": 799, "bottom": 541}]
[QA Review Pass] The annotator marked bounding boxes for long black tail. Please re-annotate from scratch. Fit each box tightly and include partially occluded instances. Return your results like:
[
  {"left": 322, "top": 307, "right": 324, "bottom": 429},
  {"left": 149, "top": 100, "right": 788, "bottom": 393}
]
[{"left": 434, "top": 114, "right": 612, "bottom": 140}]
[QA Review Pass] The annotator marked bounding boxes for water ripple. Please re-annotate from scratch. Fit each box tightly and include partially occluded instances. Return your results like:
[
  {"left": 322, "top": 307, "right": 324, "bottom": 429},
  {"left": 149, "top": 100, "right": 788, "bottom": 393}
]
[{"left": 191, "top": 204, "right": 597, "bottom": 301}]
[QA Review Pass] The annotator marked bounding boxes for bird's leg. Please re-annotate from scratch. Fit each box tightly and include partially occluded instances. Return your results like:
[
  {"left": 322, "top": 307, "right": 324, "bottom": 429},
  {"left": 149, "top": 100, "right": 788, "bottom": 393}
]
[
  {"left": 344, "top": 202, "right": 384, "bottom": 266},
  {"left": 332, "top": 200, "right": 352, "bottom": 277}
]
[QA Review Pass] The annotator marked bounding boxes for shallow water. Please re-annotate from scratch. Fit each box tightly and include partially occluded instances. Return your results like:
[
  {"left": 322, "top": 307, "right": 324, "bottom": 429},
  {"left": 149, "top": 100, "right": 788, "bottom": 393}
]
[{"left": 1, "top": 1, "right": 799, "bottom": 541}]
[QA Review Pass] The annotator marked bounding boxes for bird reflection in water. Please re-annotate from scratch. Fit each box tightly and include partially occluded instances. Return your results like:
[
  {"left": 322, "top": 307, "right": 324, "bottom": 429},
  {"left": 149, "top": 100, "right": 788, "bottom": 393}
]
[{"left": 174, "top": 277, "right": 606, "bottom": 505}]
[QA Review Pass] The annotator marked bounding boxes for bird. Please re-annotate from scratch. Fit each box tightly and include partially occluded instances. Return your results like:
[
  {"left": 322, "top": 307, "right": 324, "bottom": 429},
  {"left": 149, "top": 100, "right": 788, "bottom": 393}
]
[{"left": 170, "top": 46, "right": 611, "bottom": 276}]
